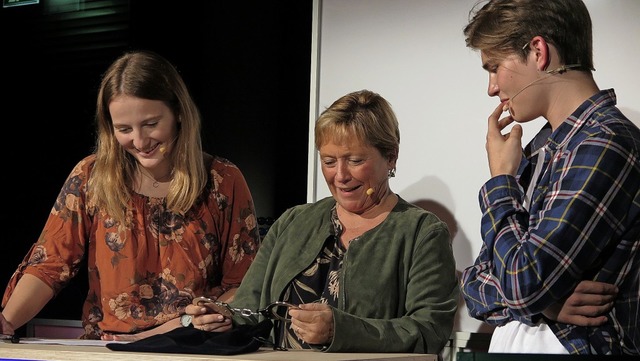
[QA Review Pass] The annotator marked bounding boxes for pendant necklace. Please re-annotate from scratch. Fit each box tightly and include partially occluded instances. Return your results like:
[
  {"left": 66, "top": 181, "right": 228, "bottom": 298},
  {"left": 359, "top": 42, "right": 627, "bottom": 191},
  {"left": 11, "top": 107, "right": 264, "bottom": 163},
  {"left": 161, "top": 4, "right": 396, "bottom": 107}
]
[{"left": 139, "top": 168, "right": 171, "bottom": 188}]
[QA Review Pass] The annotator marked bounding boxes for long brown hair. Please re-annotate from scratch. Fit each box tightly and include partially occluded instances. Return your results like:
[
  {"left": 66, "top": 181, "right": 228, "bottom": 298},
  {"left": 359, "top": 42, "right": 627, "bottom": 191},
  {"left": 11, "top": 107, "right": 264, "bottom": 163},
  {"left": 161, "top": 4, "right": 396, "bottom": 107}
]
[{"left": 88, "top": 50, "right": 207, "bottom": 228}]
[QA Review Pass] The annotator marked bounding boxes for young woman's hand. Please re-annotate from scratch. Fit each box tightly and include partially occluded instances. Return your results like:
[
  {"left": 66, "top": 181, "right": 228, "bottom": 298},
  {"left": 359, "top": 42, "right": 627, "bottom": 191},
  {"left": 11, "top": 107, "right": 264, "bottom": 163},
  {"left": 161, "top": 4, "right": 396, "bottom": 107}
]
[{"left": 1, "top": 312, "right": 15, "bottom": 336}]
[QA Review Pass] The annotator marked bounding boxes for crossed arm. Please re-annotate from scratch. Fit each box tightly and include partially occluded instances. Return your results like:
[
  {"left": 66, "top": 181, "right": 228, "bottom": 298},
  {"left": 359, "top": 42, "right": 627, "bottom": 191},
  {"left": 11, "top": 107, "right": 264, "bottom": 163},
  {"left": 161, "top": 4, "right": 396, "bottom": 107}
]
[{"left": 543, "top": 280, "right": 617, "bottom": 326}]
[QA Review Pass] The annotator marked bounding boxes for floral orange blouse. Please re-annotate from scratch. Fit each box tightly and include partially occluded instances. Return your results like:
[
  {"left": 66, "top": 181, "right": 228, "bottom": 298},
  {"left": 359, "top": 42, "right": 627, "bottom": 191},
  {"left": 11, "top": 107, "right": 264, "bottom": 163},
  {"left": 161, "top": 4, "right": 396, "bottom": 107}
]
[{"left": 2, "top": 153, "right": 260, "bottom": 339}]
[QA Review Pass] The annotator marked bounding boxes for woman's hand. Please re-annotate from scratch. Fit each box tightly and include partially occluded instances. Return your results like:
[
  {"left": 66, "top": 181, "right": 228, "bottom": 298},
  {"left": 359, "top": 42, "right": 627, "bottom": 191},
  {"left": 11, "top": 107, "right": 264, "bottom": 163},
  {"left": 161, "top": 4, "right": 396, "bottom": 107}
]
[
  {"left": 1, "top": 312, "right": 15, "bottom": 336},
  {"left": 100, "top": 302, "right": 233, "bottom": 341},
  {"left": 543, "top": 280, "right": 618, "bottom": 326},
  {"left": 288, "top": 302, "right": 334, "bottom": 346},
  {"left": 184, "top": 302, "right": 233, "bottom": 332}
]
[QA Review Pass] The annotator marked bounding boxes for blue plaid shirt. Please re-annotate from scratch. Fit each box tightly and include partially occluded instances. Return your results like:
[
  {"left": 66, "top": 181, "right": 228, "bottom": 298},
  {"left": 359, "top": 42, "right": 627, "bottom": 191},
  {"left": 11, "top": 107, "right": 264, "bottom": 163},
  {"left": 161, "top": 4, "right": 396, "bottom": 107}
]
[{"left": 461, "top": 89, "right": 640, "bottom": 355}]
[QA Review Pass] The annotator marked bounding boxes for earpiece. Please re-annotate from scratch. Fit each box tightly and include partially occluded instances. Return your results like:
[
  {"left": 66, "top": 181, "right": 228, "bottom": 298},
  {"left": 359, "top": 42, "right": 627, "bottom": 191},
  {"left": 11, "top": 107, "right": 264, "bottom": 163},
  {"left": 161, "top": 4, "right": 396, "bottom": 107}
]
[
  {"left": 504, "top": 63, "right": 581, "bottom": 117},
  {"left": 542, "top": 42, "right": 550, "bottom": 71}
]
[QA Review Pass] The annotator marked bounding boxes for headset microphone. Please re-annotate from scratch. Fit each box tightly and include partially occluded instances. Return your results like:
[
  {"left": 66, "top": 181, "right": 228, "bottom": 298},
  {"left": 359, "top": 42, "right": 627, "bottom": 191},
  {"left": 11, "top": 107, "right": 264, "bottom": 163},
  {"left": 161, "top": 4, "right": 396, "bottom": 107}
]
[
  {"left": 159, "top": 137, "right": 178, "bottom": 154},
  {"left": 366, "top": 188, "right": 375, "bottom": 196},
  {"left": 503, "top": 64, "right": 581, "bottom": 115}
]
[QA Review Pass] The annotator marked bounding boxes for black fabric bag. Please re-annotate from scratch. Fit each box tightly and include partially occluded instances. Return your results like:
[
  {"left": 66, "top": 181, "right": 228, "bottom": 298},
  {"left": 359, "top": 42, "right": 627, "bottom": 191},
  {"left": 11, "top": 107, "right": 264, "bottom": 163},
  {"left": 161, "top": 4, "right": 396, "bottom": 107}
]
[{"left": 106, "top": 320, "right": 273, "bottom": 355}]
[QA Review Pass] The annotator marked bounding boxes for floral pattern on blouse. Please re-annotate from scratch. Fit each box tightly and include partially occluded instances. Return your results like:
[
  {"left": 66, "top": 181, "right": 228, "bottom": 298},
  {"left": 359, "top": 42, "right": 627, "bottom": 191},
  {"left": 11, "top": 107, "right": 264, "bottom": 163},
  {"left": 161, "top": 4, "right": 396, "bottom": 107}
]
[{"left": 2, "top": 153, "right": 260, "bottom": 339}]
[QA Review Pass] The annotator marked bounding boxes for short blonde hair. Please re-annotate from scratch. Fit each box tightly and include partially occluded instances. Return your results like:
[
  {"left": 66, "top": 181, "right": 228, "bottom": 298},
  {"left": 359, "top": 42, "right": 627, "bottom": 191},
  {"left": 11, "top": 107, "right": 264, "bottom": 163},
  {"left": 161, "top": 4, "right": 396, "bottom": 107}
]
[{"left": 315, "top": 89, "right": 399, "bottom": 162}]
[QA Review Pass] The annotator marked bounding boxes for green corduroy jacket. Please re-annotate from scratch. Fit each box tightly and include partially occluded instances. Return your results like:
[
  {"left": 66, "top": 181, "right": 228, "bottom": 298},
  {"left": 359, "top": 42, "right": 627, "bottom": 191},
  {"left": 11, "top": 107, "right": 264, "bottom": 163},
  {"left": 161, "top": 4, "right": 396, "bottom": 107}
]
[{"left": 231, "top": 196, "right": 459, "bottom": 354}]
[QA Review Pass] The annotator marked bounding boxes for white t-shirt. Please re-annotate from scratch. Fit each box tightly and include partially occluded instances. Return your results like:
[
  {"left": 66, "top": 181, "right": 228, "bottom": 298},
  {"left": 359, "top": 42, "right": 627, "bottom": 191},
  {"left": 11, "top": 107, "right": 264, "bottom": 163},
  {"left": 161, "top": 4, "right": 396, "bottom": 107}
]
[{"left": 489, "top": 319, "right": 569, "bottom": 354}]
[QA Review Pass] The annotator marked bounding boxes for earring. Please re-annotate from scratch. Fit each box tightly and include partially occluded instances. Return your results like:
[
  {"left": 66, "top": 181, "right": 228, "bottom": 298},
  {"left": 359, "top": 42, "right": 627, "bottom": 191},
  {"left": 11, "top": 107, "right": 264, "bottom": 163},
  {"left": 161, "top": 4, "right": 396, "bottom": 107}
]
[{"left": 388, "top": 168, "right": 396, "bottom": 178}]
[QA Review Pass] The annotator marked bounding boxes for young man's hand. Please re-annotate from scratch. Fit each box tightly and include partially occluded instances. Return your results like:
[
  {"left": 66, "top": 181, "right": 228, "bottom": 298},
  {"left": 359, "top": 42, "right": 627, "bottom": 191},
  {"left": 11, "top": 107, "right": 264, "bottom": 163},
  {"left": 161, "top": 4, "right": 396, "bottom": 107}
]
[{"left": 543, "top": 280, "right": 618, "bottom": 326}]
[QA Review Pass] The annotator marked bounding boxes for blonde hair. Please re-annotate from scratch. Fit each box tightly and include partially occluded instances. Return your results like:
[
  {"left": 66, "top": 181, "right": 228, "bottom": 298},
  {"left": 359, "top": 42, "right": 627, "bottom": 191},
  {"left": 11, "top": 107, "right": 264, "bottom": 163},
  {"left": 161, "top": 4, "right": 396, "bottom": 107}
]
[
  {"left": 315, "top": 89, "right": 399, "bottom": 162},
  {"left": 88, "top": 50, "right": 207, "bottom": 228}
]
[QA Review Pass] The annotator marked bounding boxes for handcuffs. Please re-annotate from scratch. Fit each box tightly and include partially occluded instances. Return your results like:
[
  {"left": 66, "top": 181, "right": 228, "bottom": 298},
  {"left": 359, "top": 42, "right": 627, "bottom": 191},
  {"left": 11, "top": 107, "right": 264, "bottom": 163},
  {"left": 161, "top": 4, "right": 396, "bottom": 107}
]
[{"left": 191, "top": 296, "right": 299, "bottom": 322}]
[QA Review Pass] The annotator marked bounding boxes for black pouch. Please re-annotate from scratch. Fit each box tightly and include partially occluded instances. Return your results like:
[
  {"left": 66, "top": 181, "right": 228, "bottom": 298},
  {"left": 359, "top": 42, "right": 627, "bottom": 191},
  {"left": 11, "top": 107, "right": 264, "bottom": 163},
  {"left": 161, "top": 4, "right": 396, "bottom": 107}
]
[{"left": 106, "top": 320, "right": 273, "bottom": 355}]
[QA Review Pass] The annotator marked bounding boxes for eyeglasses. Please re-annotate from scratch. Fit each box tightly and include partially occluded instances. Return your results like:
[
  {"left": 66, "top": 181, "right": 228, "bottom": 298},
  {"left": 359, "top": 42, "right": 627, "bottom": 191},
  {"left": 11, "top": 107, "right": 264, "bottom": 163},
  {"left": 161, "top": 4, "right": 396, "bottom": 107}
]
[{"left": 192, "top": 297, "right": 299, "bottom": 322}]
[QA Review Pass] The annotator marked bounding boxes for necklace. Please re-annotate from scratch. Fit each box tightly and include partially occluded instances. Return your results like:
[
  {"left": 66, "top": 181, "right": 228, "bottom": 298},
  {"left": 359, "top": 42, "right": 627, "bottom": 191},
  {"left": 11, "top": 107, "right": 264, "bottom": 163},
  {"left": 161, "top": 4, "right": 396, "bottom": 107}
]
[{"left": 138, "top": 167, "right": 172, "bottom": 188}]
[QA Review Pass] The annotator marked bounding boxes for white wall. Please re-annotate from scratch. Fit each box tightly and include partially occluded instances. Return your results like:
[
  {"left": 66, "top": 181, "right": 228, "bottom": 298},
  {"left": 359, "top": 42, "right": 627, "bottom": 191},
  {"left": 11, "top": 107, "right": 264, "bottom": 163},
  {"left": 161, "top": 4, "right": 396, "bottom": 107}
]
[{"left": 307, "top": 0, "right": 640, "bottom": 333}]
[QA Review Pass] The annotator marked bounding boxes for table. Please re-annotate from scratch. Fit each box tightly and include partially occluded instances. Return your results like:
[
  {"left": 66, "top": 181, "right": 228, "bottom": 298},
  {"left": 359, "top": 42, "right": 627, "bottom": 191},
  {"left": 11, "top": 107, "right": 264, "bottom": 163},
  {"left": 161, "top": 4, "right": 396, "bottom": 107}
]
[
  {"left": 456, "top": 351, "right": 638, "bottom": 360},
  {"left": 0, "top": 341, "right": 436, "bottom": 361}
]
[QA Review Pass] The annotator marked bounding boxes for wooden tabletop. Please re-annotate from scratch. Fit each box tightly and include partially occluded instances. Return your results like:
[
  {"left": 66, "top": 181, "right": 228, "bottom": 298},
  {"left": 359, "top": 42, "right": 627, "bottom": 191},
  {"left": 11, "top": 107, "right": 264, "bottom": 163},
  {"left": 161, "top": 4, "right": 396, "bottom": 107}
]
[{"left": 0, "top": 341, "right": 436, "bottom": 361}]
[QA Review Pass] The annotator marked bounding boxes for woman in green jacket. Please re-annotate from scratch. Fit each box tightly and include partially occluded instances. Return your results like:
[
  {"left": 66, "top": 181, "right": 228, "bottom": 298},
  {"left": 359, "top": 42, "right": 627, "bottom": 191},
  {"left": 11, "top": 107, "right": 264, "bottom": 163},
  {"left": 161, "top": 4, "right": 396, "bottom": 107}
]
[{"left": 184, "top": 89, "right": 459, "bottom": 354}]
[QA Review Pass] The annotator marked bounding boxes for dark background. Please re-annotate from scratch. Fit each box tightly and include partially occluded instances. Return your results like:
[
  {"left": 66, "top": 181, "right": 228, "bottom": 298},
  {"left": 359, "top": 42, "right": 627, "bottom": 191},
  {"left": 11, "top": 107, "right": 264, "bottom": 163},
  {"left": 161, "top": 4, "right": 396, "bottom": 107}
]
[{"left": 0, "top": 0, "right": 311, "bottom": 330}]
